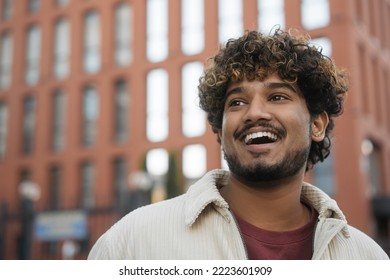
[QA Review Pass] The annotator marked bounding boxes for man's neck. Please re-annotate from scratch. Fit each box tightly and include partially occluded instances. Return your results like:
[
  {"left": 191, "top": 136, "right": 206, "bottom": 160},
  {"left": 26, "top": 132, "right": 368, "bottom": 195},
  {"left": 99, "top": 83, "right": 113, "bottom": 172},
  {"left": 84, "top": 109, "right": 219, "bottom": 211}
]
[{"left": 220, "top": 172, "right": 310, "bottom": 232}]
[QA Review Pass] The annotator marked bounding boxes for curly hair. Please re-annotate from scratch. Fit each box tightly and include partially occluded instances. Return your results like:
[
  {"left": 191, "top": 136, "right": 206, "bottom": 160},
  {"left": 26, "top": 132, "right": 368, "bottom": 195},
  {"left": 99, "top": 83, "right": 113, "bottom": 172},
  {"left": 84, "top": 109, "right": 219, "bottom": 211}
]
[{"left": 198, "top": 29, "right": 349, "bottom": 169}]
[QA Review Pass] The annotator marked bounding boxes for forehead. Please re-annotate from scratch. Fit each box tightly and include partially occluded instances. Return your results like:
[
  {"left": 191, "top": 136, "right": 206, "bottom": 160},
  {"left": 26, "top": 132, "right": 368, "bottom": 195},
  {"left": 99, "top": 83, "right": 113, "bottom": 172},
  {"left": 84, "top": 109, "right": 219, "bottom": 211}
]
[{"left": 226, "top": 74, "right": 300, "bottom": 96}]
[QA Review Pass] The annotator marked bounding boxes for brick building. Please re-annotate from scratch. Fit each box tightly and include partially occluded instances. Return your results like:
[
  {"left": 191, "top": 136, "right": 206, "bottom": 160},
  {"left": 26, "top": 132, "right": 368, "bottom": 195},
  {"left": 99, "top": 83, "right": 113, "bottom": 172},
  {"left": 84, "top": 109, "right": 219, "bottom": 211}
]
[{"left": 0, "top": 0, "right": 389, "bottom": 259}]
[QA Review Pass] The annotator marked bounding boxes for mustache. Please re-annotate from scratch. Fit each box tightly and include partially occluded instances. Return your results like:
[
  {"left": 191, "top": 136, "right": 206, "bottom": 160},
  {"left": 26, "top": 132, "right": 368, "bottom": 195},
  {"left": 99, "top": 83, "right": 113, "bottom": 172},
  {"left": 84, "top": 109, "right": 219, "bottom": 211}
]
[{"left": 234, "top": 121, "right": 286, "bottom": 140}]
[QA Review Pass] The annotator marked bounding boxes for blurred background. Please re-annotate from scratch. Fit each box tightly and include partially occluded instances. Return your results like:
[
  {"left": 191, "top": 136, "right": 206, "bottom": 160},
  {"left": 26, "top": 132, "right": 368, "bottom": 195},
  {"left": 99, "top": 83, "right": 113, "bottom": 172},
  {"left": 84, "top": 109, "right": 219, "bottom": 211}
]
[{"left": 0, "top": 0, "right": 389, "bottom": 259}]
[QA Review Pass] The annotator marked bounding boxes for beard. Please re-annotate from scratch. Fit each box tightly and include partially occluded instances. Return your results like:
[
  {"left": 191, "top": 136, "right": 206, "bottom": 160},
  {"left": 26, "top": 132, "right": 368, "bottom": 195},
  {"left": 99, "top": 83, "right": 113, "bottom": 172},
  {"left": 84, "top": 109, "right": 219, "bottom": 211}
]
[{"left": 223, "top": 144, "right": 310, "bottom": 183}]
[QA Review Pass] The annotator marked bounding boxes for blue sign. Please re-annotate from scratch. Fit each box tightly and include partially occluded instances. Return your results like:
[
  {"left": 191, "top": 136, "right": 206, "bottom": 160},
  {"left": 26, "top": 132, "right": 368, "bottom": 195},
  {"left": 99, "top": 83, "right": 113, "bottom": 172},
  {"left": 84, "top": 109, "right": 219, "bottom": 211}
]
[{"left": 34, "top": 210, "right": 88, "bottom": 241}]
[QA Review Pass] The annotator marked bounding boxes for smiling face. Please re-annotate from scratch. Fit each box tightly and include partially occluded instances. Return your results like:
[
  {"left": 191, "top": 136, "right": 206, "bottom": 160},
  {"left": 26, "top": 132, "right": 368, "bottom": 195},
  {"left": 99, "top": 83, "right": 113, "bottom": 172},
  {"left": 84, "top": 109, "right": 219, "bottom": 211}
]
[{"left": 219, "top": 74, "right": 328, "bottom": 183}]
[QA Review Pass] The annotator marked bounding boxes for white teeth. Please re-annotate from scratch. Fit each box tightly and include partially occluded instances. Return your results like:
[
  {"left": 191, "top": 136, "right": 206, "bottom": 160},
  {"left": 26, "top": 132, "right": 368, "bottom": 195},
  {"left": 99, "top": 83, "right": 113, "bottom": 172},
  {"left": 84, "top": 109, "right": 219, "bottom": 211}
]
[{"left": 244, "top": 132, "right": 278, "bottom": 144}]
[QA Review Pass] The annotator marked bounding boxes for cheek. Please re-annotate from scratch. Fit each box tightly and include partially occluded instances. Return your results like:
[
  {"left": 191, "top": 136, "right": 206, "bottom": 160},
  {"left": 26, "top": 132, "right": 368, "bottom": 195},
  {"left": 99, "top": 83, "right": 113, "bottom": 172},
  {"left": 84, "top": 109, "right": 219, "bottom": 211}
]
[
  {"left": 220, "top": 114, "right": 232, "bottom": 138},
  {"left": 218, "top": 120, "right": 227, "bottom": 146},
  {"left": 220, "top": 115, "right": 237, "bottom": 149},
  {"left": 286, "top": 114, "right": 312, "bottom": 141},
  {"left": 298, "top": 120, "right": 312, "bottom": 144}
]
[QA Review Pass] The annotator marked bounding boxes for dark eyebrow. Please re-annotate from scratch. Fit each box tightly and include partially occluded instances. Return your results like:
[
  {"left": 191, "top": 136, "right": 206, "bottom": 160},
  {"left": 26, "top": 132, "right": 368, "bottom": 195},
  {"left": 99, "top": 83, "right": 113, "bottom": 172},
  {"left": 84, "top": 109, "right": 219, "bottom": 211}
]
[
  {"left": 263, "top": 82, "right": 297, "bottom": 93},
  {"left": 226, "top": 86, "right": 245, "bottom": 97},
  {"left": 226, "top": 82, "right": 298, "bottom": 97}
]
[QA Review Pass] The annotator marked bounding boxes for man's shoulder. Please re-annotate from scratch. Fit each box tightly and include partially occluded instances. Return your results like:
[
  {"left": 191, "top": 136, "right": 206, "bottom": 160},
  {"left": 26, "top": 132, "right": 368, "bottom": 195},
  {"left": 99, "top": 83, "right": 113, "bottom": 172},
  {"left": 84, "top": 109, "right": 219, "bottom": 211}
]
[
  {"left": 346, "top": 225, "right": 383, "bottom": 246},
  {"left": 341, "top": 225, "right": 389, "bottom": 259},
  {"left": 88, "top": 170, "right": 230, "bottom": 259},
  {"left": 123, "top": 193, "right": 187, "bottom": 224},
  {"left": 88, "top": 194, "right": 188, "bottom": 259}
]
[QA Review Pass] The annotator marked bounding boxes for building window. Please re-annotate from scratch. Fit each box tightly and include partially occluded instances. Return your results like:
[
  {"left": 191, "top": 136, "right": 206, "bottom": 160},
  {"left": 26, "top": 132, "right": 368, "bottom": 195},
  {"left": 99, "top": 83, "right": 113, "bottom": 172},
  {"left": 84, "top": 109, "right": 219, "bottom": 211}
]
[
  {"left": 218, "top": 0, "right": 243, "bottom": 44},
  {"left": 310, "top": 37, "right": 332, "bottom": 57},
  {"left": 182, "top": 62, "right": 206, "bottom": 137},
  {"left": 146, "top": 69, "right": 168, "bottom": 142},
  {"left": 387, "top": 5, "right": 390, "bottom": 51},
  {"left": 354, "top": 0, "right": 364, "bottom": 23},
  {"left": 0, "top": 32, "right": 12, "bottom": 89},
  {"left": 358, "top": 45, "right": 369, "bottom": 115},
  {"left": 368, "top": 145, "right": 383, "bottom": 196},
  {"left": 372, "top": 59, "right": 382, "bottom": 124},
  {"left": 384, "top": 70, "right": 390, "bottom": 134},
  {"left": 113, "top": 157, "right": 127, "bottom": 213},
  {"left": 301, "top": 0, "right": 330, "bottom": 30},
  {"left": 146, "top": 0, "right": 168, "bottom": 62},
  {"left": 28, "top": 0, "right": 40, "bottom": 13},
  {"left": 82, "top": 86, "right": 99, "bottom": 147},
  {"left": 22, "top": 95, "right": 36, "bottom": 154},
  {"left": 0, "top": 102, "right": 8, "bottom": 158},
  {"left": 25, "top": 25, "right": 41, "bottom": 85},
  {"left": 181, "top": 0, "right": 204, "bottom": 55},
  {"left": 379, "top": 2, "right": 388, "bottom": 49},
  {"left": 48, "top": 165, "right": 61, "bottom": 210},
  {"left": 53, "top": 18, "right": 70, "bottom": 80},
  {"left": 183, "top": 144, "right": 206, "bottom": 185},
  {"left": 51, "top": 89, "right": 66, "bottom": 151},
  {"left": 115, "top": 3, "right": 132, "bottom": 66},
  {"left": 258, "top": 0, "right": 285, "bottom": 34},
  {"left": 1, "top": 0, "right": 12, "bottom": 20},
  {"left": 313, "top": 153, "right": 335, "bottom": 197},
  {"left": 83, "top": 11, "right": 101, "bottom": 74},
  {"left": 368, "top": 0, "right": 376, "bottom": 37},
  {"left": 55, "top": 0, "right": 69, "bottom": 7},
  {"left": 114, "top": 79, "right": 129, "bottom": 143},
  {"left": 361, "top": 139, "right": 384, "bottom": 197},
  {"left": 80, "top": 161, "right": 95, "bottom": 209},
  {"left": 20, "top": 169, "right": 32, "bottom": 183},
  {"left": 146, "top": 148, "right": 169, "bottom": 177}
]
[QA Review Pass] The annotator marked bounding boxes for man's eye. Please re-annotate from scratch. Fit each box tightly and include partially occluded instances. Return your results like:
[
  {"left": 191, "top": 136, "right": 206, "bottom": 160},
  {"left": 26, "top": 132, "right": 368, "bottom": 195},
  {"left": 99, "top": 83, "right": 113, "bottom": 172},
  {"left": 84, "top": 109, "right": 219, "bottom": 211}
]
[
  {"left": 270, "top": 94, "right": 288, "bottom": 101},
  {"left": 229, "top": 100, "right": 245, "bottom": 107}
]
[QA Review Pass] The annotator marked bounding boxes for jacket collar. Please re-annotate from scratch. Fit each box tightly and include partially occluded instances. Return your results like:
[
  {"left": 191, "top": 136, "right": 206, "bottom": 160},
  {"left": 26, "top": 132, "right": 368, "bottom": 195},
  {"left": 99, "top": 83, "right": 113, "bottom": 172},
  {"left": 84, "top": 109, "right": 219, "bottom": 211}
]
[
  {"left": 184, "top": 169, "right": 349, "bottom": 236},
  {"left": 301, "top": 182, "right": 346, "bottom": 221},
  {"left": 301, "top": 181, "right": 350, "bottom": 237},
  {"left": 184, "top": 170, "right": 230, "bottom": 226}
]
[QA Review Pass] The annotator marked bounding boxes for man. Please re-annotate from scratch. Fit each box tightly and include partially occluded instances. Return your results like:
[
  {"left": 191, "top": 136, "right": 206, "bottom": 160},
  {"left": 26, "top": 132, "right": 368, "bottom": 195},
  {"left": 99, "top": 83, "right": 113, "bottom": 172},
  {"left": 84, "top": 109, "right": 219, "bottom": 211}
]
[{"left": 88, "top": 29, "right": 389, "bottom": 260}]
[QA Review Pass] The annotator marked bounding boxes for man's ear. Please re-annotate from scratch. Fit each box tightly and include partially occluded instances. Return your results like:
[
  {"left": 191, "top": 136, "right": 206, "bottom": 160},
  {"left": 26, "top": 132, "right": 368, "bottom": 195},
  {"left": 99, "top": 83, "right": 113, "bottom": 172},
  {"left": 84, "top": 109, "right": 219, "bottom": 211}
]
[{"left": 311, "top": 112, "right": 329, "bottom": 142}]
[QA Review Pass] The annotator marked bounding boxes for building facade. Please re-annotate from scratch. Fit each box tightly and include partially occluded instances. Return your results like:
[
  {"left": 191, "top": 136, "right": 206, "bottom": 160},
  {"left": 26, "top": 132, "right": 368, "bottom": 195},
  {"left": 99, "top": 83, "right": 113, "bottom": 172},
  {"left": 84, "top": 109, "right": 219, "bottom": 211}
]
[{"left": 0, "top": 0, "right": 389, "bottom": 259}]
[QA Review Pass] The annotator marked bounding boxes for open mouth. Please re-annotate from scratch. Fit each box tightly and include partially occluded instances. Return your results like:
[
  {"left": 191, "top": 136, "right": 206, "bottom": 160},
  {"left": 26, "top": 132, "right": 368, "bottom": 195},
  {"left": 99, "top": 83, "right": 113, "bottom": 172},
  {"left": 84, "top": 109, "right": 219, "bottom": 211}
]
[{"left": 244, "top": 132, "right": 278, "bottom": 145}]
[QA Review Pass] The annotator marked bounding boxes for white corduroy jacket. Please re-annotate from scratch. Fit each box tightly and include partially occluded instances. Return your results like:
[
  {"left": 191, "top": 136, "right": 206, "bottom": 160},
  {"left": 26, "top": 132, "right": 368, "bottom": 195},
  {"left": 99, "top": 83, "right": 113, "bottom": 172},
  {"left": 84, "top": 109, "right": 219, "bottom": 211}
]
[{"left": 88, "top": 170, "right": 389, "bottom": 260}]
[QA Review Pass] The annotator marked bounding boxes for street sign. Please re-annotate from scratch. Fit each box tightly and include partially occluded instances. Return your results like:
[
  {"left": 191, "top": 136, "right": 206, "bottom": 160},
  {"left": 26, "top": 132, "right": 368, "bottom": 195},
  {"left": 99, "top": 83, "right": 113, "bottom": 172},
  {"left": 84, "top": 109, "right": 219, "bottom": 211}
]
[{"left": 34, "top": 210, "right": 88, "bottom": 241}]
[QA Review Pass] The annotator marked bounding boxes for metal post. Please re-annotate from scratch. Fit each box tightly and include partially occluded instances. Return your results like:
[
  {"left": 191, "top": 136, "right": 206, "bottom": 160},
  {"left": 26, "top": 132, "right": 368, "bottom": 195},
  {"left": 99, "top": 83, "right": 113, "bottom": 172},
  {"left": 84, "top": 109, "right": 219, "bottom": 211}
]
[
  {"left": 0, "top": 200, "right": 8, "bottom": 259},
  {"left": 18, "top": 180, "right": 40, "bottom": 260},
  {"left": 19, "top": 198, "right": 35, "bottom": 260},
  {"left": 128, "top": 171, "right": 154, "bottom": 212}
]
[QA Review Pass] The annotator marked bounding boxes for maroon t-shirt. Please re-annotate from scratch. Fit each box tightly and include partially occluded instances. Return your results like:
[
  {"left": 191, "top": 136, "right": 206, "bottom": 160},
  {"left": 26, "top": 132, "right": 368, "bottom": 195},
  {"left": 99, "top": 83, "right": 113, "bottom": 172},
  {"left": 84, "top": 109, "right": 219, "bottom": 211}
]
[{"left": 234, "top": 204, "right": 318, "bottom": 260}]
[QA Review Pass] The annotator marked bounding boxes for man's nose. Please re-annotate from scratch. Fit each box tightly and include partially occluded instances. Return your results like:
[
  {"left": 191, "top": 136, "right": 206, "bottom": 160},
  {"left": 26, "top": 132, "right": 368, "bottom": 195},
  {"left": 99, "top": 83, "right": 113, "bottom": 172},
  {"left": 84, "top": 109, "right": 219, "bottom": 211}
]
[{"left": 243, "top": 99, "right": 272, "bottom": 122}]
